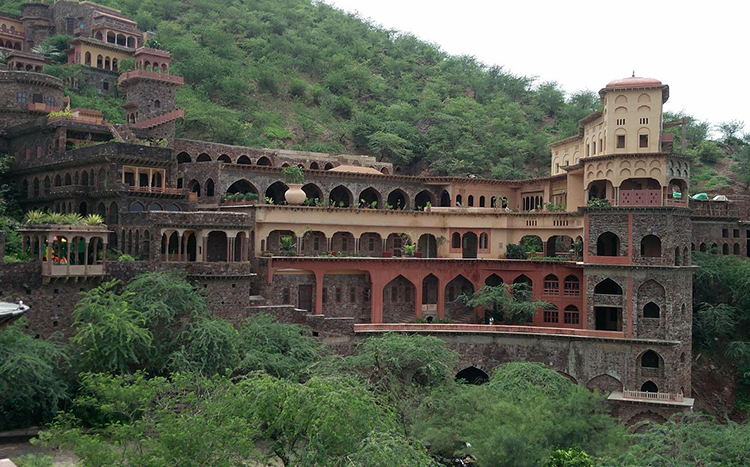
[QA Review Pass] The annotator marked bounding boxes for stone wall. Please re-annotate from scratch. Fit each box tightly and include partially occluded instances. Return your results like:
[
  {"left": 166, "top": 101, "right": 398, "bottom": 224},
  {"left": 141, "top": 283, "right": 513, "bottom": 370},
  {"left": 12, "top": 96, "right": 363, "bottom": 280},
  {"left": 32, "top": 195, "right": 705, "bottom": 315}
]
[{"left": 692, "top": 220, "right": 747, "bottom": 257}]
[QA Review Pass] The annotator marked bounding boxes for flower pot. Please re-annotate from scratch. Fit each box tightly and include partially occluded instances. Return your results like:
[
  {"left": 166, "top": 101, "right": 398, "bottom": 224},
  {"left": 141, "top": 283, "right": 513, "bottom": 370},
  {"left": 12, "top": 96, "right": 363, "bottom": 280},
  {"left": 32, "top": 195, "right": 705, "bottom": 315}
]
[
  {"left": 382, "top": 251, "right": 393, "bottom": 258},
  {"left": 414, "top": 252, "right": 423, "bottom": 258},
  {"left": 285, "top": 183, "right": 306, "bottom": 205}
]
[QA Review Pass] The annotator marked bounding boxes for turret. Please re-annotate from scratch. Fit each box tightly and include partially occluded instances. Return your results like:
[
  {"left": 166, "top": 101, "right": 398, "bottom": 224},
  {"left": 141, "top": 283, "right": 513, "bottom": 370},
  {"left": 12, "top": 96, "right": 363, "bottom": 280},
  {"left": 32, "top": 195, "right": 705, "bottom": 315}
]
[{"left": 118, "top": 47, "right": 184, "bottom": 143}]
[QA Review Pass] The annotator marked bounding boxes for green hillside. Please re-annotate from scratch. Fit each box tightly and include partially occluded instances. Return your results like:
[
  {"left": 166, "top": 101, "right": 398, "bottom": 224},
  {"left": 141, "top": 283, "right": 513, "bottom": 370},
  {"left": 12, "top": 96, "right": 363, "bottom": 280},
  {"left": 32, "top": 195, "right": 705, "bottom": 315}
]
[{"left": 4, "top": 0, "right": 749, "bottom": 180}]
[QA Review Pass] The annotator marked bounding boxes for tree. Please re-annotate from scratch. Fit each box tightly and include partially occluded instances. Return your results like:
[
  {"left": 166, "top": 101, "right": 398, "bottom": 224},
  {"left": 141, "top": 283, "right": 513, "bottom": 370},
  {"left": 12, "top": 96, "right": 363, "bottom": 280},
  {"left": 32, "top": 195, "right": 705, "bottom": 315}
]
[
  {"left": 0, "top": 319, "right": 69, "bottom": 430},
  {"left": 413, "top": 363, "right": 625, "bottom": 466},
  {"left": 71, "top": 281, "right": 152, "bottom": 374},
  {"left": 168, "top": 318, "right": 240, "bottom": 376},
  {"left": 236, "top": 313, "right": 324, "bottom": 379},
  {"left": 462, "top": 283, "right": 552, "bottom": 323}
]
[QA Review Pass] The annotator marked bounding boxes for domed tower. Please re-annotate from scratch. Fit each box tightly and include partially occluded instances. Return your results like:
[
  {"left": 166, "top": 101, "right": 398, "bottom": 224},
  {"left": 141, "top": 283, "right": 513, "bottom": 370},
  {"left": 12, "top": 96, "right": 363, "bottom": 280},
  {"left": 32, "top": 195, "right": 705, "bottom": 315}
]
[
  {"left": 599, "top": 74, "right": 669, "bottom": 155},
  {"left": 117, "top": 47, "right": 184, "bottom": 143}
]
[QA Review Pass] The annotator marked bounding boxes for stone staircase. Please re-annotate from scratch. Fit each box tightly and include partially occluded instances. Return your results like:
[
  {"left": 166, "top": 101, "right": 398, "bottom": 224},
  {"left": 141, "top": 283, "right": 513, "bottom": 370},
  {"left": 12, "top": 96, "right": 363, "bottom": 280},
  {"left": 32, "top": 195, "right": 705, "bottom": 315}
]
[{"left": 131, "top": 108, "right": 185, "bottom": 130}]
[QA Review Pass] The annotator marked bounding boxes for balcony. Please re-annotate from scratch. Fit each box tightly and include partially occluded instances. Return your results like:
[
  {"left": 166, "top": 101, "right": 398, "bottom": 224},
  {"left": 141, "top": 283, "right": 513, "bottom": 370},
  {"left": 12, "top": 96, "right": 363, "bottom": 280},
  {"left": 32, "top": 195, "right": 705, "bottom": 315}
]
[
  {"left": 619, "top": 189, "right": 661, "bottom": 207},
  {"left": 608, "top": 390, "right": 694, "bottom": 408},
  {"left": 0, "top": 28, "right": 24, "bottom": 38},
  {"left": 28, "top": 103, "right": 62, "bottom": 113},
  {"left": 44, "top": 264, "right": 105, "bottom": 277}
]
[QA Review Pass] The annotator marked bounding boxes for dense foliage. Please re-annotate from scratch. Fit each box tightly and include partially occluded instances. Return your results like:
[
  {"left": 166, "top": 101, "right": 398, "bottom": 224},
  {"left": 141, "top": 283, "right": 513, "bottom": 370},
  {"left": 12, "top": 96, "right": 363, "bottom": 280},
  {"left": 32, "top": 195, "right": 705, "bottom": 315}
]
[{"left": 692, "top": 253, "right": 750, "bottom": 412}]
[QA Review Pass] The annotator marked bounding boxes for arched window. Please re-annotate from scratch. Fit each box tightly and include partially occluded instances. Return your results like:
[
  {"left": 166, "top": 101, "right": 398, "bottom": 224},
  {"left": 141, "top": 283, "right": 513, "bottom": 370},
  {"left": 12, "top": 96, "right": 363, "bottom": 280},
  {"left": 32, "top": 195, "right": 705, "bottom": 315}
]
[
  {"left": 452, "top": 232, "right": 461, "bottom": 249},
  {"left": 130, "top": 202, "right": 145, "bottom": 212},
  {"left": 479, "top": 196, "right": 485, "bottom": 207},
  {"left": 205, "top": 179, "right": 215, "bottom": 197},
  {"left": 456, "top": 194, "right": 463, "bottom": 206},
  {"left": 563, "top": 275, "right": 580, "bottom": 296},
  {"left": 641, "top": 381, "right": 658, "bottom": 393},
  {"left": 479, "top": 232, "right": 488, "bottom": 250},
  {"left": 734, "top": 243, "right": 741, "bottom": 255},
  {"left": 594, "top": 278, "right": 622, "bottom": 295},
  {"left": 674, "top": 247, "right": 681, "bottom": 266},
  {"left": 596, "top": 232, "right": 620, "bottom": 256},
  {"left": 468, "top": 195, "right": 474, "bottom": 207},
  {"left": 641, "top": 350, "right": 660, "bottom": 368},
  {"left": 543, "top": 274, "right": 559, "bottom": 295},
  {"left": 722, "top": 244, "right": 729, "bottom": 255},
  {"left": 643, "top": 302, "right": 660, "bottom": 318},
  {"left": 196, "top": 153, "right": 211, "bottom": 162},
  {"left": 177, "top": 152, "right": 191, "bottom": 164},
  {"left": 640, "top": 235, "right": 662, "bottom": 257},
  {"left": 564, "top": 305, "right": 579, "bottom": 324}
]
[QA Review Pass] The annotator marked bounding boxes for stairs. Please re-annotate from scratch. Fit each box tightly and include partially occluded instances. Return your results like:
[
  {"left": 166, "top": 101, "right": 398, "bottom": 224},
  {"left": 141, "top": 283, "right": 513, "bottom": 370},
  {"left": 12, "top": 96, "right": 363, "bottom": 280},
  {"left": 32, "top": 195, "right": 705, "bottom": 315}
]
[{"left": 131, "top": 108, "right": 184, "bottom": 130}]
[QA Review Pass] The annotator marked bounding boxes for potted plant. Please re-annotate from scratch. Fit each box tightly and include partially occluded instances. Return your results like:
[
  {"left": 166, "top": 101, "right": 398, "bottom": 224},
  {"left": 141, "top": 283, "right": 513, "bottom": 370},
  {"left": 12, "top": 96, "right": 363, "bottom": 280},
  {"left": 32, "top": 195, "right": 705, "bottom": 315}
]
[
  {"left": 403, "top": 244, "right": 417, "bottom": 257},
  {"left": 283, "top": 166, "right": 306, "bottom": 205}
]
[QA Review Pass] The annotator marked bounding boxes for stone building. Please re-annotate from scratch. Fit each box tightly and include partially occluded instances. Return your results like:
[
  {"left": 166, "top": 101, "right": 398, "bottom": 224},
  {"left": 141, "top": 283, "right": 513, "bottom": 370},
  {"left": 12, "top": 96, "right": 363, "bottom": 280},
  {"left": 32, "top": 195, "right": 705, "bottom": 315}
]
[{"left": 4, "top": 2, "right": 745, "bottom": 428}]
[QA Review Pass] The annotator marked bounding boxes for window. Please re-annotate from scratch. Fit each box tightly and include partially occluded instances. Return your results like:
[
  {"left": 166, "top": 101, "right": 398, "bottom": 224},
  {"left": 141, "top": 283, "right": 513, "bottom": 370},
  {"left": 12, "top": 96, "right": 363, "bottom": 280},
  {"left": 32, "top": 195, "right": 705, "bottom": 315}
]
[
  {"left": 349, "top": 287, "right": 356, "bottom": 302},
  {"left": 734, "top": 229, "right": 740, "bottom": 238},
  {"left": 363, "top": 288, "right": 370, "bottom": 302},
  {"left": 616, "top": 118, "right": 625, "bottom": 125},
  {"left": 341, "top": 236, "right": 348, "bottom": 251},
  {"left": 722, "top": 228, "right": 728, "bottom": 238},
  {"left": 643, "top": 302, "right": 660, "bottom": 318},
  {"left": 564, "top": 305, "right": 579, "bottom": 324},
  {"left": 543, "top": 274, "right": 559, "bottom": 295},
  {"left": 103, "top": 81, "right": 109, "bottom": 91},
  {"left": 564, "top": 276, "right": 580, "bottom": 296},
  {"left": 16, "top": 92, "right": 26, "bottom": 104},
  {"left": 641, "top": 350, "right": 659, "bottom": 368},
  {"left": 639, "top": 134, "right": 648, "bottom": 148},
  {"left": 544, "top": 307, "right": 559, "bottom": 323},
  {"left": 592, "top": 141, "right": 596, "bottom": 154},
  {"left": 322, "top": 287, "right": 327, "bottom": 303},
  {"left": 639, "top": 117, "right": 649, "bottom": 125},
  {"left": 282, "top": 288, "right": 290, "bottom": 304},
  {"left": 335, "top": 287, "right": 341, "bottom": 303},
  {"left": 46, "top": 96, "right": 56, "bottom": 107},
  {"left": 479, "top": 233, "right": 488, "bottom": 250},
  {"left": 599, "top": 138, "right": 603, "bottom": 152},
  {"left": 452, "top": 232, "right": 461, "bottom": 249},
  {"left": 368, "top": 237, "right": 374, "bottom": 251},
  {"left": 616, "top": 135, "right": 625, "bottom": 148}
]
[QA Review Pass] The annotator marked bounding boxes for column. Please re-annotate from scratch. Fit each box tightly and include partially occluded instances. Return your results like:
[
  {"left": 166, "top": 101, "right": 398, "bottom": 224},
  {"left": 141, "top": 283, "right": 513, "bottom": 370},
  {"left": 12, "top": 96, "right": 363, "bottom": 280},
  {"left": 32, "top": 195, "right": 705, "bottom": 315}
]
[
  {"left": 202, "top": 233, "right": 208, "bottom": 263},
  {"left": 84, "top": 239, "right": 90, "bottom": 274},
  {"left": 414, "top": 278, "right": 423, "bottom": 319},
  {"left": 314, "top": 271, "right": 324, "bottom": 315},
  {"left": 436, "top": 277, "right": 446, "bottom": 319},
  {"left": 370, "top": 277, "right": 385, "bottom": 323},
  {"left": 148, "top": 169, "right": 153, "bottom": 192},
  {"left": 226, "top": 233, "right": 232, "bottom": 262}
]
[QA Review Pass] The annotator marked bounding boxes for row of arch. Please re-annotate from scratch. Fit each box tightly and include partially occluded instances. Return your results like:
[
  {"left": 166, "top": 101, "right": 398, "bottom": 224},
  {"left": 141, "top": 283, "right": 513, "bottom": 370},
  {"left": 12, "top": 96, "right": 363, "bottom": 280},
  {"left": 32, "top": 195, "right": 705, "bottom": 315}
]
[
  {"left": 9, "top": 61, "right": 43, "bottom": 72},
  {"left": 693, "top": 242, "right": 743, "bottom": 256},
  {"left": 19, "top": 168, "right": 105, "bottom": 199},
  {"left": 84, "top": 51, "right": 120, "bottom": 71},
  {"left": 94, "top": 30, "right": 138, "bottom": 48},
  {"left": 595, "top": 231, "right": 691, "bottom": 265},
  {"left": 176, "top": 151, "right": 392, "bottom": 173},
  {"left": 1, "top": 39, "right": 22, "bottom": 50}
]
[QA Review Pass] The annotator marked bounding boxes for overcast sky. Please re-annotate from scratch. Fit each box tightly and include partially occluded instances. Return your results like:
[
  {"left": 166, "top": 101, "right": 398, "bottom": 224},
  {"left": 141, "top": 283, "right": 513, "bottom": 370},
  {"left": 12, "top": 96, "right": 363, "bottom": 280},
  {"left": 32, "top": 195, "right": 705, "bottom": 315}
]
[{"left": 325, "top": 0, "right": 747, "bottom": 135}]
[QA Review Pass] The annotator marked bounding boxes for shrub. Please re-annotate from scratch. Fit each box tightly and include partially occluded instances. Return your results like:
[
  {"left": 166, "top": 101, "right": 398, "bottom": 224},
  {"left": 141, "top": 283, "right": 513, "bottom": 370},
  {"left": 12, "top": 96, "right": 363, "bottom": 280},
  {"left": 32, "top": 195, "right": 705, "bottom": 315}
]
[{"left": 282, "top": 165, "right": 305, "bottom": 184}]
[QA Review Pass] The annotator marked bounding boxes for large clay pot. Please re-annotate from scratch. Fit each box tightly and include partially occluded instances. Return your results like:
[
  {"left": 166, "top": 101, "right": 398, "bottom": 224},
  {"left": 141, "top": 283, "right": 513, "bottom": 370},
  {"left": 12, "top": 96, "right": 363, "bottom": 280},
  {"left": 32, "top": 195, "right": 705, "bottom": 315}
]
[{"left": 285, "top": 183, "right": 306, "bottom": 205}]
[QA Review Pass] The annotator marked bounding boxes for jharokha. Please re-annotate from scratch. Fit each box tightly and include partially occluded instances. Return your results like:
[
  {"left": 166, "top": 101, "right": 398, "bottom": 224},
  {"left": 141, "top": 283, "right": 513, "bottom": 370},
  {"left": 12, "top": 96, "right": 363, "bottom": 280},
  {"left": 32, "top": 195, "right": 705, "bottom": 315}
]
[{"left": 2, "top": 0, "right": 744, "bottom": 428}]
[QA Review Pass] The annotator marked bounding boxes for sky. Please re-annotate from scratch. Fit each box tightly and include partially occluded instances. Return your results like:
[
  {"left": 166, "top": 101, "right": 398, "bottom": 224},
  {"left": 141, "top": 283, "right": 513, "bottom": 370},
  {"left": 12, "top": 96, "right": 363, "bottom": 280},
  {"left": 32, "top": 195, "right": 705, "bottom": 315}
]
[{"left": 325, "top": 0, "right": 747, "bottom": 134}]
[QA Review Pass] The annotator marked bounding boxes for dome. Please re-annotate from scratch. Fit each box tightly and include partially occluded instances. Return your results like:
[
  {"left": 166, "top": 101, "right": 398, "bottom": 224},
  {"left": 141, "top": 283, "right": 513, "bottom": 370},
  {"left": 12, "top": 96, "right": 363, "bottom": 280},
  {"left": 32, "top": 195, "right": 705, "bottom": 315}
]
[{"left": 605, "top": 76, "right": 662, "bottom": 89}]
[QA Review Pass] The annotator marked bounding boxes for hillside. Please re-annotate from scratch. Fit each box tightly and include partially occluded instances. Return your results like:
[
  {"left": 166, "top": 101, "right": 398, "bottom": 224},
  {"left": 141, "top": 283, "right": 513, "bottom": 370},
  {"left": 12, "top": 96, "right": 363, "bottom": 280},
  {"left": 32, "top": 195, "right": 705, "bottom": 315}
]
[{"left": 3, "top": 0, "right": 606, "bottom": 177}]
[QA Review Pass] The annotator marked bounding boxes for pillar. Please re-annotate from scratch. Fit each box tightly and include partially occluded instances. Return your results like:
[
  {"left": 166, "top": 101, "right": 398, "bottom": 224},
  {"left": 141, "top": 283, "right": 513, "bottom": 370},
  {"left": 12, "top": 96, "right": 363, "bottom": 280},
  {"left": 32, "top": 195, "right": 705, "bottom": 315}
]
[
  {"left": 370, "top": 277, "right": 386, "bottom": 323},
  {"left": 414, "top": 279, "right": 423, "bottom": 319},
  {"left": 314, "top": 271, "right": 324, "bottom": 315},
  {"left": 436, "top": 277, "right": 446, "bottom": 319}
]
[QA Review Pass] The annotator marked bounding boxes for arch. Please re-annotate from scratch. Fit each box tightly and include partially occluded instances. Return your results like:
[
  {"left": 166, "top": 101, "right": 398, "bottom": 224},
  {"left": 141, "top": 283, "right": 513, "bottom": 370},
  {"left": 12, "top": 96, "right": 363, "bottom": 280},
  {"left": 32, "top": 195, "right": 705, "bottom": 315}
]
[
  {"left": 455, "top": 367, "right": 489, "bottom": 385},
  {"left": 43, "top": 176, "right": 50, "bottom": 195},
  {"left": 722, "top": 244, "right": 729, "bottom": 255},
  {"left": 444, "top": 275, "right": 475, "bottom": 323},
  {"left": 359, "top": 187, "right": 382, "bottom": 208},
  {"left": 189, "top": 179, "right": 201, "bottom": 197},
  {"left": 78, "top": 202, "right": 88, "bottom": 216},
  {"left": 205, "top": 179, "right": 215, "bottom": 197},
  {"left": 586, "top": 374, "right": 623, "bottom": 394},
  {"left": 331, "top": 232, "right": 355, "bottom": 254},
  {"left": 485, "top": 274, "right": 503, "bottom": 287},
  {"left": 217, "top": 154, "right": 231, "bottom": 163},
  {"left": 324, "top": 162, "right": 335, "bottom": 170},
  {"left": 479, "top": 232, "right": 488, "bottom": 250},
  {"left": 309, "top": 162, "right": 320, "bottom": 170},
  {"left": 640, "top": 234, "right": 661, "bottom": 257},
  {"left": 81, "top": 171, "right": 89, "bottom": 186},
  {"left": 84, "top": 51, "right": 91, "bottom": 65},
  {"left": 479, "top": 195, "right": 486, "bottom": 207},
  {"left": 462, "top": 232, "right": 478, "bottom": 258},
  {"left": 674, "top": 247, "right": 681, "bottom": 266},
  {"left": 226, "top": 179, "right": 259, "bottom": 196},
  {"left": 699, "top": 243, "right": 707, "bottom": 252},
  {"left": 594, "top": 278, "right": 623, "bottom": 295},
  {"left": 237, "top": 155, "right": 252, "bottom": 165},
  {"left": 734, "top": 243, "right": 740, "bottom": 255},
  {"left": 302, "top": 183, "right": 323, "bottom": 203},
  {"left": 456, "top": 194, "right": 463, "bottom": 206},
  {"left": 380, "top": 167, "right": 390, "bottom": 174},
  {"left": 467, "top": 195, "right": 475, "bottom": 207},
  {"left": 643, "top": 302, "right": 660, "bottom": 318},
  {"left": 256, "top": 156, "right": 272, "bottom": 166},
  {"left": 265, "top": 181, "right": 288, "bottom": 204},
  {"left": 108, "top": 202, "right": 119, "bottom": 224},
  {"left": 440, "top": 190, "right": 451, "bottom": 207},
  {"left": 359, "top": 232, "right": 382, "bottom": 256},
  {"left": 206, "top": 231, "right": 228, "bottom": 262},
  {"left": 130, "top": 201, "right": 145, "bottom": 212},
  {"left": 641, "top": 350, "right": 660, "bottom": 368},
  {"left": 329, "top": 185, "right": 353, "bottom": 207},
  {"left": 64, "top": 173, "right": 72, "bottom": 185},
  {"left": 387, "top": 189, "right": 408, "bottom": 210},
  {"left": 415, "top": 190, "right": 435, "bottom": 210},
  {"left": 640, "top": 381, "right": 658, "bottom": 393},
  {"left": 596, "top": 232, "right": 620, "bottom": 256},
  {"left": 154, "top": 99, "right": 160, "bottom": 109},
  {"left": 54, "top": 174, "right": 62, "bottom": 186},
  {"left": 417, "top": 234, "right": 437, "bottom": 258},
  {"left": 546, "top": 235, "right": 574, "bottom": 257},
  {"left": 167, "top": 204, "right": 181, "bottom": 211},
  {"left": 176, "top": 152, "right": 191, "bottom": 164},
  {"left": 564, "top": 305, "right": 580, "bottom": 324},
  {"left": 382, "top": 275, "right": 416, "bottom": 322},
  {"left": 196, "top": 153, "right": 211, "bottom": 162},
  {"left": 451, "top": 232, "right": 461, "bottom": 249},
  {"left": 543, "top": 274, "right": 559, "bottom": 295},
  {"left": 151, "top": 172, "right": 163, "bottom": 188},
  {"left": 638, "top": 93, "right": 651, "bottom": 103},
  {"left": 386, "top": 233, "right": 404, "bottom": 257}
]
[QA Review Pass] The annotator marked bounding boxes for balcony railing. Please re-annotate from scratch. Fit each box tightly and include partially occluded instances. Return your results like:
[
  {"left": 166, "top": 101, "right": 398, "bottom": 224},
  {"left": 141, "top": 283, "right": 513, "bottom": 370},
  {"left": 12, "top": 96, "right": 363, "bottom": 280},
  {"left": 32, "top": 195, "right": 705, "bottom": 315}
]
[
  {"left": 0, "top": 28, "right": 24, "bottom": 38},
  {"left": 619, "top": 189, "right": 661, "bottom": 206},
  {"left": 128, "top": 185, "right": 182, "bottom": 195},
  {"left": 622, "top": 389, "right": 683, "bottom": 402},
  {"left": 43, "top": 264, "right": 105, "bottom": 277}
]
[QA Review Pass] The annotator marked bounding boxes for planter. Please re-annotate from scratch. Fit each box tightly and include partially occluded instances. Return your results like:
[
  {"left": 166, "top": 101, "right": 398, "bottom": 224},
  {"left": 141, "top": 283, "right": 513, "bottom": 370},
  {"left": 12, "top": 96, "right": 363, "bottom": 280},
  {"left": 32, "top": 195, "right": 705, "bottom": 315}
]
[
  {"left": 414, "top": 252, "right": 423, "bottom": 258},
  {"left": 382, "top": 251, "right": 393, "bottom": 258},
  {"left": 285, "top": 183, "right": 306, "bottom": 205}
]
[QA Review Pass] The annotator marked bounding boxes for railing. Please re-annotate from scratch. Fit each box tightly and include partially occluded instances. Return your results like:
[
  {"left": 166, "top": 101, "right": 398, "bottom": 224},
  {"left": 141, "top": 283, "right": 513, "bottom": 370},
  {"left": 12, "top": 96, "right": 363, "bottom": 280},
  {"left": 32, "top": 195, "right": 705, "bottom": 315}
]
[
  {"left": 421, "top": 304, "right": 437, "bottom": 313},
  {"left": 128, "top": 185, "right": 182, "bottom": 195},
  {"left": 354, "top": 323, "right": 626, "bottom": 339},
  {"left": 690, "top": 200, "right": 740, "bottom": 218},
  {"left": 619, "top": 189, "right": 661, "bottom": 206},
  {"left": 622, "top": 389, "right": 683, "bottom": 402},
  {"left": 50, "top": 185, "right": 91, "bottom": 194},
  {"left": 0, "top": 28, "right": 24, "bottom": 38},
  {"left": 43, "top": 264, "right": 105, "bottom": 277},
  {"left": 28, "top": 103, "right": 62, "bottom": 113}
]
